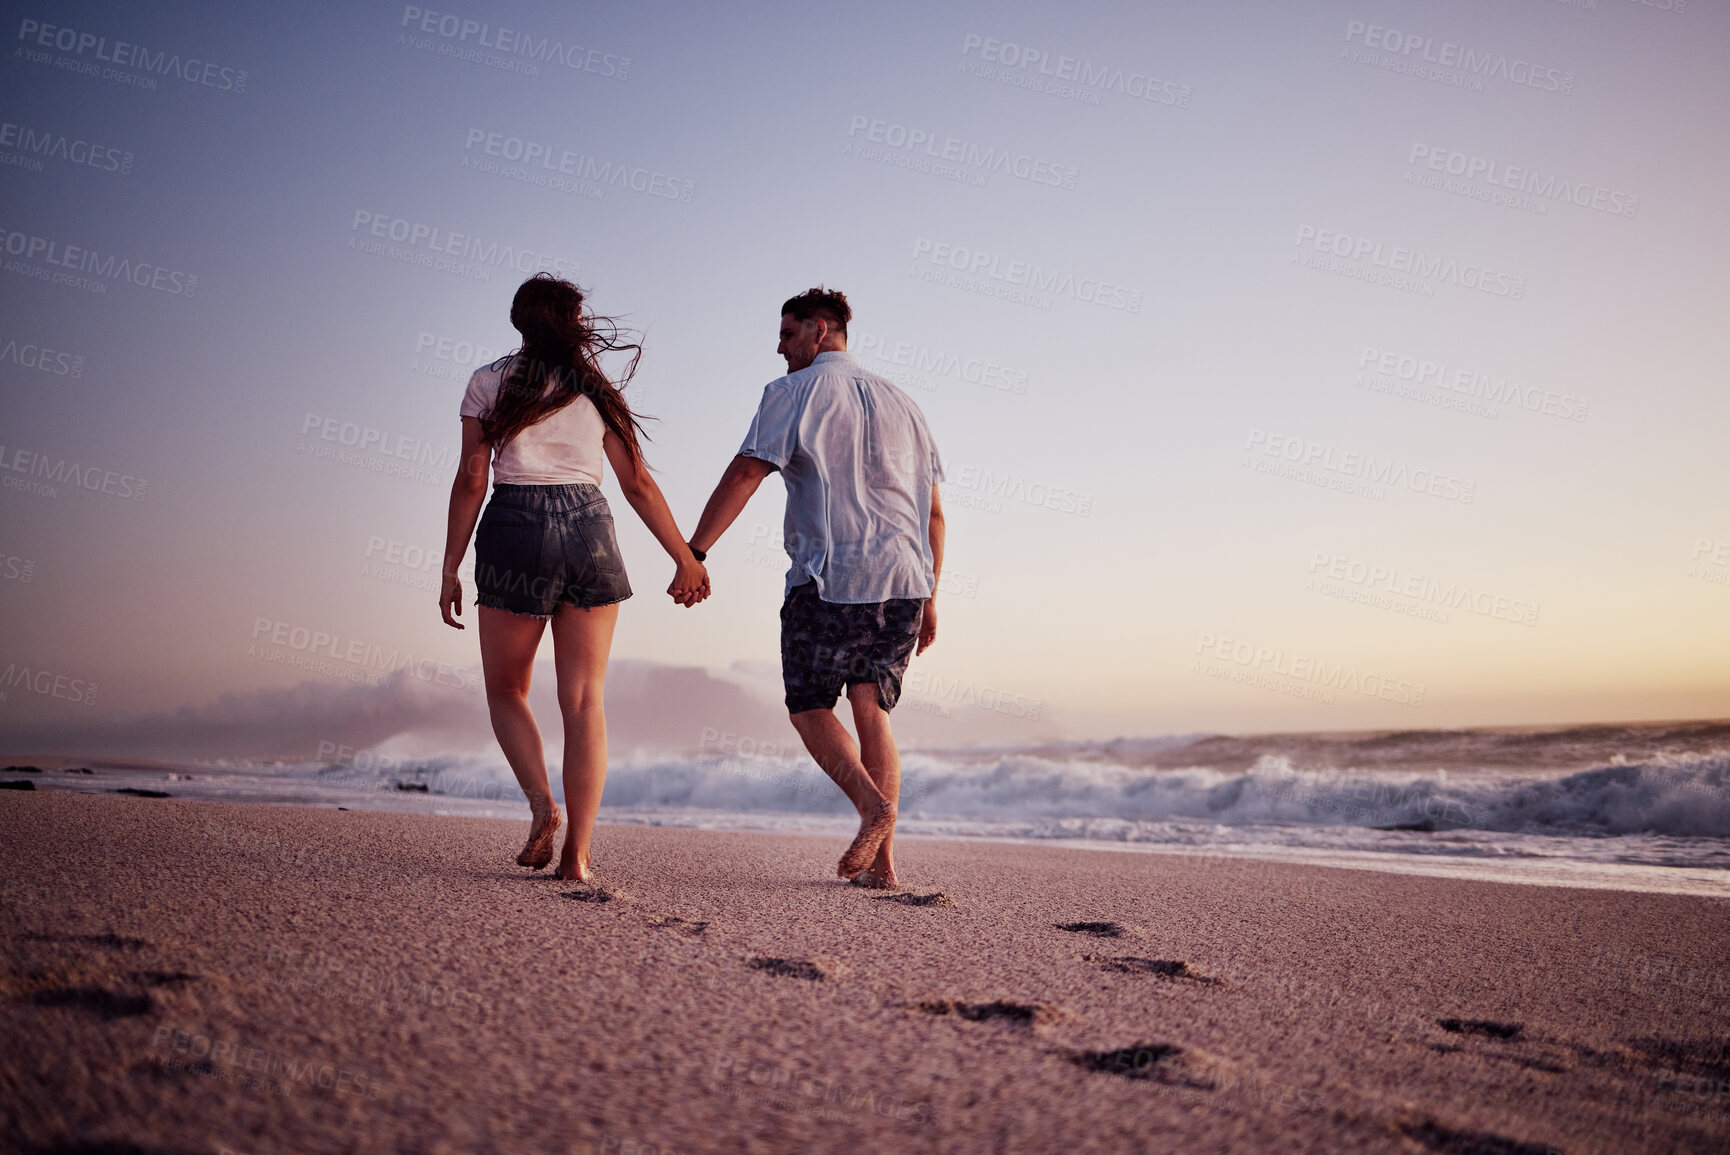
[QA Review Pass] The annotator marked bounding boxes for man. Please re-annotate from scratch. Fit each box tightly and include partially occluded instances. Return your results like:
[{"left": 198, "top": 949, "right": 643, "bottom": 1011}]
[{"left": 689, "top": 287, "right": 945, "bottom": 889}]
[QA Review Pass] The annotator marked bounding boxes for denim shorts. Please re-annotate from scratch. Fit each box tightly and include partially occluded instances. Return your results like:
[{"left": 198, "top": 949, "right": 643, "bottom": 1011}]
[
  {"left": 473, "top": 483, "right": 632, "bottom": 618},
  {"left": 780, "top": 581, "right": 924, "bottom": 714}
]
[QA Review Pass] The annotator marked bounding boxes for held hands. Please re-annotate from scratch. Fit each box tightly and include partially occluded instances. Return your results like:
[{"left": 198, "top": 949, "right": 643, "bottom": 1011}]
[{"left": 668, "top": 555, "right": 710, "bottom": 607}]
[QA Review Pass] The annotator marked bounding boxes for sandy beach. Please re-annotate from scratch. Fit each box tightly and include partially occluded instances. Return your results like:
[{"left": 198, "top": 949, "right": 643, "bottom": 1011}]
[{"left": 2, "top": 790, "right": 1726, "bottom": 1154}]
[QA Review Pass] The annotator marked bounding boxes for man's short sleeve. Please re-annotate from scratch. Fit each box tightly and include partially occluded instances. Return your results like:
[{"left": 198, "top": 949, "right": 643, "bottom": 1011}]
[
  {"left": 913, "top": 407, "right": 945, "bottom": 483},
  {"left": 738, "top": 382, "right": 801, "bottom": 468},
  {"left": 459, "top": 367, "right": 496, "bottom": 419}
]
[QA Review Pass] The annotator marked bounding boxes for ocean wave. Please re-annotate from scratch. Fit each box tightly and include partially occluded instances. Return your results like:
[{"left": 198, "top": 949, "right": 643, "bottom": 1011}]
[
  {"left": 893, "top": 750, "right": 1730, "bottom": 839},
  {"left": 312, "top": 746, "right": 1730, "bottom": 840}
]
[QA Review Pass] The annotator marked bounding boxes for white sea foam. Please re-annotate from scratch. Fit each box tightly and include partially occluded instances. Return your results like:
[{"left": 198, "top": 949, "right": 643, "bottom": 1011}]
[{"left": 37, "top": 738, "right": 1729, "bottom": 879}]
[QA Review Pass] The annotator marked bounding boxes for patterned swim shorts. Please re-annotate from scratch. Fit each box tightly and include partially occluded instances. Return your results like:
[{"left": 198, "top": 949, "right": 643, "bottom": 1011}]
[{"left": 779, "top": 581, "right": 925, "bottom": 714}]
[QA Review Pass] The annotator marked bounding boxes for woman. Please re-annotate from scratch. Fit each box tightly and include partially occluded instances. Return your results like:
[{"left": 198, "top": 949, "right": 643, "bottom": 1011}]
[{"left": 440, "top": 273, "right": 707, "bottom": 881}]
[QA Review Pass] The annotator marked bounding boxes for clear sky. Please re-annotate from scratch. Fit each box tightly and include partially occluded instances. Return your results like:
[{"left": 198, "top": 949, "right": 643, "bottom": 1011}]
[{"left": 1, "top": 0, "right": 1726, "bottom": 749}]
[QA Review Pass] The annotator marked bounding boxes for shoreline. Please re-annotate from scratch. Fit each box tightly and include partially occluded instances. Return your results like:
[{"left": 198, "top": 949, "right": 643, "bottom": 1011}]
[{"left": 5, "top": 760, "right": 1727, "bottom": 897}]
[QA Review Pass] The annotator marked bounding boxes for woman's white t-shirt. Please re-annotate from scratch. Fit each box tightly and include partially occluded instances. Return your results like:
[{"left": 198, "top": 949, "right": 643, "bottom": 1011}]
[{"left": 460, "top": 362, "right": 607, "bottom": 485}]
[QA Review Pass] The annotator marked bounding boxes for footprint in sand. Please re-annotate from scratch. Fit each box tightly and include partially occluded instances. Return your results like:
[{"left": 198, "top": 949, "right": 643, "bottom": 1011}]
[
  {"left": 1623, "top": 1036, "right": 1730, "bottom": 1081},
  {"left": 1070, "top": 1042, "right": 1223, "bottom": 1090},
  {"left": 1438, "top": 1018, "right": 1523, "bottom": 1040},
  {"left": 874, "top": 892, "right": 954, "bottom": 908},
  {"left": 133, "top": 971, "right": 200, "bottom": 988},
  {"left": 1398, "top": 1119, "right": 1561, "bottom": 1155},
  {"left": 650, "top": 916, "right": 709, "bottom": 936},
  {"left": 1058, "top": 921, "right": 1125, "bottom": 938},
  {"left": 24, "top": 932, "right": 149, "bottom": 951},
  {"left": 14, "top": 934, "right": 196, "bottom": 1020},
  {"left": 916, "top": 999, "right": 1066, "bottom": 1027},
  {"left": 747, "top": 956, "right": 838, "bottom": 982},
  {"left": 1087, "top": 956, "right": 1220, "bottom": 985},
  {"left": 29, "top": 986, "right": 156, "bottom": 1020},
  {"left": 563, "top": 886, "right": 622, "bottom": 904}
]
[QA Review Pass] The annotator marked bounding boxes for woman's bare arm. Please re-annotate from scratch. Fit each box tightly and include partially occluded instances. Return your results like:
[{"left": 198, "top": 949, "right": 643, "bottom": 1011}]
[
  {"left": 439, "top": 417, "right": 490, "bottom": 629},
  {"left": 603, "top": 432, "right": 709, "bottom": 607}
]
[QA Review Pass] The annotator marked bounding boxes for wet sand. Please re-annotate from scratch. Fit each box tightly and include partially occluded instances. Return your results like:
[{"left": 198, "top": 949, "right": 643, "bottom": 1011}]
[{"left": 2, "top": 790, "right": 1726, "bottom": 1154}]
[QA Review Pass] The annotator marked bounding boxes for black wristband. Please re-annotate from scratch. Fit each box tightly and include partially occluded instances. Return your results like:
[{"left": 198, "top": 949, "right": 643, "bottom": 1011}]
[{"left": 688, "top": 544, "right": 707, "bottom": 562}]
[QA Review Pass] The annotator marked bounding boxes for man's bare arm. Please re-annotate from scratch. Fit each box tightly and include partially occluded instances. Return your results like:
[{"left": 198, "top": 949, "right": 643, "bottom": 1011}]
[
  {"left": 919, "top": 484, "right": 945, "bottom": 654},
  {"left": 690, "top": 454, "right": 777, "bottom": 555}
]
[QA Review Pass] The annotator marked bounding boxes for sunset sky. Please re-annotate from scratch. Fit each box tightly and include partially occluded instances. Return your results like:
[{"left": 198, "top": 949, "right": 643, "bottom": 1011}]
[{"left": 2, "top": 0, "right": 1726, "bottom": 751}]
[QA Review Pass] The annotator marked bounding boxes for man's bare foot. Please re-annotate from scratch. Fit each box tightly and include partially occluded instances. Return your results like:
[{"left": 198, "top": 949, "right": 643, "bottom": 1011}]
[
  {"left": 516, "top": 798, "right": 562, "bottom": 869},
  {"left": 837, "top": 797, "right": 897, "bottom": 877},
  {"left": 849, "top": 867, "right": 899, "bottom": 890}
]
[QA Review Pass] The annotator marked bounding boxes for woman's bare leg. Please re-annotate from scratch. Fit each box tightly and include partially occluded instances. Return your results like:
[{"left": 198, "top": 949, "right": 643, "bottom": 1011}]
[
  {"left": 549, "top": 601, "right": 619, "bottom": 881},
  {"left": 479, "top": 607, "right": 560, "bottom": 856},
  {"left": 479, "top": 606, "right": 553, "bottom": 800}
]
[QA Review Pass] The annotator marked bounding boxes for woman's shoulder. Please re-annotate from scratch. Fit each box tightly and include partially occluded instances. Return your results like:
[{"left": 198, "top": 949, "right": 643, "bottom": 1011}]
[
  {"left": 470, "top": 356, "right": 512, "bottom": 385},
  {"left": 459, "top": 358, "right": 511, "bottom": 415}
]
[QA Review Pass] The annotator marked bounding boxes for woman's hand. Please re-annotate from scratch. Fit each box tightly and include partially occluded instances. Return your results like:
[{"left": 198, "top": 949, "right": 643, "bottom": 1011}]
[
  {"left": 668, "top": 556, "right": 710, "bottom": 607},
  {"left": 440, "top": 572, "right": 466, "bottom": 628}
]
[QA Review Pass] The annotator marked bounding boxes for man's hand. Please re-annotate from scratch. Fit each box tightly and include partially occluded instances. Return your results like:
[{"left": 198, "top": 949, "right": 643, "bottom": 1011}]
[
  {"left": 440, "top": 573, "right": 465, "bottom": 629},
  {"left": 668, "top": 557, "right": 710, "bottom": 607},
  {"left": 917, "top": 597, "right": 937, "bottom": 655}
]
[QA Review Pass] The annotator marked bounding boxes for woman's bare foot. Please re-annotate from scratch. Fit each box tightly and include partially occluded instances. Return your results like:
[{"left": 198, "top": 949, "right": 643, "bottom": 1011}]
[
  {"left": 516, "top": 797, "right": 562, "bottom": 869},
  {"left": 554, "top": 832, "right": 595, "bottom": 882},
  {"left": 553, "top": 857, "right": 594, "bottom": 882},
  {"left": 837, "top": 796, "right": 897, "bottom": 877}
]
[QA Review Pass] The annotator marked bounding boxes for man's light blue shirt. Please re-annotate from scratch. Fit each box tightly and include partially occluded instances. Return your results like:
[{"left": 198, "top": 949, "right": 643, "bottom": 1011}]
[{"left": 738, "top": 350, "right": 945, "bottom": 604}]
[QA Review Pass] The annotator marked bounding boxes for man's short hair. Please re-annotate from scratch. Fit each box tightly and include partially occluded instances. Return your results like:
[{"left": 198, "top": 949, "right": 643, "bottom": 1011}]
[{"left": 781, "top": 286, "right": 851, "bottom": 335}]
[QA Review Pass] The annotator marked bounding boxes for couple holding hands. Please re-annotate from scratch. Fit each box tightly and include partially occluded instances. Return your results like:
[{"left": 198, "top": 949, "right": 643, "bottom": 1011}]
[{"left": 440, "top": 275, "right": 945, "bottom": 889}]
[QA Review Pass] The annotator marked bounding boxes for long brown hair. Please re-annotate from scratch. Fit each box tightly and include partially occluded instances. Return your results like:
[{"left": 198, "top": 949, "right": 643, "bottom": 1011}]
[{"left": 481, "top": 273, "right": 647, "bottom": 467}]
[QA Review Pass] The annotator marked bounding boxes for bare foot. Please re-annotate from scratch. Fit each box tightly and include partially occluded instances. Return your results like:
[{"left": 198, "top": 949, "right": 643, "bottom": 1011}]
[
  {"left": 553, "top": 859, "right": 594, "bottom": 882},
  {"left": 837, "top": 796, "right": 897, "bottom": 877},
  {"left": 849, "top": 867, "right": 899, "bottom": 890},
  {"left": 554, "top": 834, "right": 594, "bottom": 882},
  {"left": 516, "top": 798, "right": 562, "bottom": 869}
]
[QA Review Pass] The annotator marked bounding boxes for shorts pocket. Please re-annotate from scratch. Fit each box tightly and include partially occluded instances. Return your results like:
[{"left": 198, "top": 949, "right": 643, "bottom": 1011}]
[
  {"left": 475, "top": 506, "right": 546, "bottom": 594},
  {"left": 575, "top": 515, "right": 625, "bottom": 577}
]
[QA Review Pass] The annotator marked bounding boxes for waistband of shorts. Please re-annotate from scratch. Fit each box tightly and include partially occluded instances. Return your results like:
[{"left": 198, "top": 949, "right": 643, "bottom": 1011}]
[
  {"left": 490, "top": 483, "right": 602, "bottom": 495},
  {"left": 487, "top": 482, "right": 609, "bottom": 515}
]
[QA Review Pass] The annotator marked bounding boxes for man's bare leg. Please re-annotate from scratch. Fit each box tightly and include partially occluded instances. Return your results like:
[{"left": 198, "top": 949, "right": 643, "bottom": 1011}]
[
  {"left": 846, "top": 683, "right": 901, "bottom": 888},
  {"left": 789, "top": 706, "right": 896, "bottom": 877}
]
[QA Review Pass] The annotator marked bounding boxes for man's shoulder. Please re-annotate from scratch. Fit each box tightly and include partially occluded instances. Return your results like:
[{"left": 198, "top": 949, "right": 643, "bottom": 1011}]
[
  {"left": 760, "top": 357, "right": 859, "bottom": 402},
  {"left": 758, "top": 369, "right": 813, "bottom": 402},
  {"left": 806, "top": 355, "right": 908, "bottom": 397},
  {"left": 854, "top": 368, "right": 932, "bottom": 425}
]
